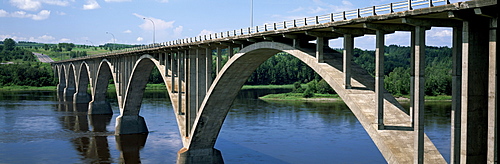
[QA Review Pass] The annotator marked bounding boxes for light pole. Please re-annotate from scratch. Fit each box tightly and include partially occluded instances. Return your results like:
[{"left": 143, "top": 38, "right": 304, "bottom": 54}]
[
  {"left": 143, "top": 18, "right": 155, "bottom": 44},
  {"left": 106, "top": 32, "right": 115, "bottom": 51},
  {"left": 250, "top": 0, "right": 253, "bottom": 27}
]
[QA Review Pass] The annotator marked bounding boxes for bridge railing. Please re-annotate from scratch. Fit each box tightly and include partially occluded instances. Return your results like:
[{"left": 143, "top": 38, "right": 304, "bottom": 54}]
[{"left": 91, "top": 0, "right": 450, "bottom": 58}]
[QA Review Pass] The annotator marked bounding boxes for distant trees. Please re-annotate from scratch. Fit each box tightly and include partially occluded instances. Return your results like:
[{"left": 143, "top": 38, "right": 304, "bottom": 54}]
[
  {"left": 1, "top": 38, "right": 36, "bottom": 62},
  {"left": 0, "top": 63, "right": 56, "bottom": 87}
]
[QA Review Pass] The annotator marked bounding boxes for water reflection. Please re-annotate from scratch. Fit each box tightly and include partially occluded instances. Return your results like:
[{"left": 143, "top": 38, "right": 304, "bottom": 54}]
[
  {"left": 55, "top": 92, "right": 161, "bottom": 163},
  {"left": 116, "top": 134, "right": 148, "bottom": 164}
]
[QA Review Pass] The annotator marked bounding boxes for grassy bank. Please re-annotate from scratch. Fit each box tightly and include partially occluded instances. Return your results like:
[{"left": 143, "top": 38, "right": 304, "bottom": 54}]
[
  {"left": 259, "top": 92, "right": 340, "bottom": 101},
  {"left": 0, "top": 85, "right": 56, "bottom": 91}
]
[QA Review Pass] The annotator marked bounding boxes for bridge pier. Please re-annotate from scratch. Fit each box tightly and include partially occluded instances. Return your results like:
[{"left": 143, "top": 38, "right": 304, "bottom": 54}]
[
  {"left": 460, "top": 15, "right": 490, "bottom": 163},
  {"left": 115, "top": 115, "right": 148, "bottom": 135},
  {"left": 73, "top": 91, "right": 91, "bottom": 104},
  {"left": 177, "top": 148, "right": 224, "bottom": 164},
  {"left": 88, "top": 100, "right": 112, "bottom": 115}
]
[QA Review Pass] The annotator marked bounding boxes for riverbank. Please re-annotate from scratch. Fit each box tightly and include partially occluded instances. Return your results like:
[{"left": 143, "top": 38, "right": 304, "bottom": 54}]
[{"left": 259, "top": 92, "right": 452, "bottom": 101}]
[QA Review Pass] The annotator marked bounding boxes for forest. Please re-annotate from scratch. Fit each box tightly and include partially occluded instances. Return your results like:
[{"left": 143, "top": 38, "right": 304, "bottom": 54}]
[
  {"left": 2, "top": 37, "right": 453, "bottom": 97},
  {"left": 0, "top": 38, "right": 56, "bottom": 87}
]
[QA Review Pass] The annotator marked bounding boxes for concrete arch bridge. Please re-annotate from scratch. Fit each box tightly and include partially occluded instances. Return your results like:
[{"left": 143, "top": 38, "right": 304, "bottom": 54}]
[{"left": 52, "top": 0, "right": 497, "bottom": 163}]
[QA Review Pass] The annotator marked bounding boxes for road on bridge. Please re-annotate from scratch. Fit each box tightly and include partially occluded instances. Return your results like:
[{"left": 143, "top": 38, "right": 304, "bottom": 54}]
[{"left": 33, "top": 52, "right": 54, "bottom": 63}]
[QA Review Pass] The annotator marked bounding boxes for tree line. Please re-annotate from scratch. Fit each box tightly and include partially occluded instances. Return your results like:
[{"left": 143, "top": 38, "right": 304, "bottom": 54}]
[{"left": 0, "top": 38, "right": 56, "bottom": 87}]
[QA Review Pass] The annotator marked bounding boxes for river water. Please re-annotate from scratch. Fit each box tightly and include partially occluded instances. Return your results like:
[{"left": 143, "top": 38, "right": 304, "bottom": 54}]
[{"left": 0, "top": 89, "right": 450, "bottom": 163}]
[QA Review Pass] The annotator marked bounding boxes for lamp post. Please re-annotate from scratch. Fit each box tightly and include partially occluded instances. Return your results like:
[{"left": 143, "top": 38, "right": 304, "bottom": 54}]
[
  {"left": 250, "top": 0, "right": 254, "bottom": 27},
  {"left": 106, "top": 32, "right": 115, "bottom": 51},
  {"left": 143, "top": 18, "right": 155, "bottom": 44}
]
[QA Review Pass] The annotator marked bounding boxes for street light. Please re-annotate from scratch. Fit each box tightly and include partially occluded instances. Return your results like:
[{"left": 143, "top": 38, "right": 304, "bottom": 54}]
[
  {"left": 143, "top": 18, "right": 155, "bottom": 44},
  {"left": 106, "top": 32, "right": 115, "bottom": 51},
  {"left": 250, "top": 0, "right": 253, "bottom": 27}
]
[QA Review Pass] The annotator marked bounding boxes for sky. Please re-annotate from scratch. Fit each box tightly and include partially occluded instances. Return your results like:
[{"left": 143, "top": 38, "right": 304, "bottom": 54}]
[{"left": 1, "top": 0, "right": 461, "bottom": 50}]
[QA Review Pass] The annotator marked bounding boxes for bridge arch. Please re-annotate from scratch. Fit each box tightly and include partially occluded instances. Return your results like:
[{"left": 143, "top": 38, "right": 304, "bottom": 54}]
[
  {"left": 74, "top": 62, "right": 91, "bottom": 104},
  {"left": 64, "top": 63, "right": 77, "bottom": 100},
  {"left": 56, "top": 65, "right": 66, "bottom": 93},
  {"left": 115, "top": 54, "right": 167, "bottom": 134},
  {"left": 188, "top": 41, "right": 378, "bottom": 150},
  {"left": 88, "top": 59, "right": 114, "bottom": 115}
]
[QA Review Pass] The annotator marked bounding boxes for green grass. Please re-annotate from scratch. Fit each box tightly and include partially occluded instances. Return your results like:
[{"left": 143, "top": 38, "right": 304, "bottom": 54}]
[
  {"left": 241, "top": 84, "right": 295, "bottom": 90},
  {"left": 0, "top": 85, "right": 56, "bottom": 91},
  {"left": 259, "top": 92, "right": 340, "bottom": 101}
]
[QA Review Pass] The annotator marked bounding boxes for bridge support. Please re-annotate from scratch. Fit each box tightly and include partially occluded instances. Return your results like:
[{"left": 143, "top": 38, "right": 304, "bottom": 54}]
[
  {"left": 177, "top": 148, "right": 224, "bottom": 164},
  {"left": 375, "top": 30, "right": 385, "bottom": 130},
  {"left": 413, "top": 25, "right": 426, "bottom": 164},
  {"left": 115, "top": 115, "right": 148, "bottom": 135},
  {"left": 343, "top": 34, "right": 353, "bottom": 89},
  {"left": 460, "top": 16, "right": 490, "bottom": 163}
]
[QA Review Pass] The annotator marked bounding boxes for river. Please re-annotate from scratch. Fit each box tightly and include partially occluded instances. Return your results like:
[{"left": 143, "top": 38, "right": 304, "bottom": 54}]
[{"left": 0, "top": 89, "right": 450, "bottom": 163}]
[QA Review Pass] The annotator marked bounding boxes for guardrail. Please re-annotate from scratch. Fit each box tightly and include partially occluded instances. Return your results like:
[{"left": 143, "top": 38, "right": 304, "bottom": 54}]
[{"left": 93, "top": 0, "right": 449, "bottom": 57}]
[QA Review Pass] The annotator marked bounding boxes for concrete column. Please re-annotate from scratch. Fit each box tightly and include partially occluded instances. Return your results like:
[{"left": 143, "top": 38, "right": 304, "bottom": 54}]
[
  {"left": 216, "top": 47, "right": 222, "bottom": 74},
  {"left": 197, "top": 48, "right": 207, "bottom": 111},
  {"left": 413, "top": 25, "right": 426, "bottom": 164},
  {"left": 178, "top": 51, "right": 184, "bottom": 116},
  {"left": 228, "top": 45, "right": 234, "bottom": 59},
  {"left": 316, "top": 36, "right": 324, "bottom": 63},
  {"left": 410, "top": 30, "right": 415, "bottom": 127},
  {"left": 461, "top": 18, "right": 489, "bottom": 164},
  {"left": 206, "top": 48, "right": 213, "bottom": 92},
  {"left": 375, "top": 30, "right": 385, "bottom": 130},
  {"left": 487, "top": 16, "right": 497, "bottom": 164},
  {"left": 187, "top": 49, "right": 197, "bottom": 136},
  {"left": 57, "top": 66, "right": 66, "bottom": 93},
  {"left": 343, "top": 34, "right": 353, "bottom": 89},
  {"left": 171, "top": 52, "right": 176, "bottom": 93},
  {"left": 450, "top": 26, "right": 463, "bottom": 164}
]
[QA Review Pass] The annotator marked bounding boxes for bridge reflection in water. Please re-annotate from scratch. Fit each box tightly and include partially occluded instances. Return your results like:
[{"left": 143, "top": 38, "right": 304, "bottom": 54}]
[
  {"left": 55, "top": 93, "right": 223, "bottom": 163},
  {"left": 57, "top": 94, "right": 146, "bottom": 163}
]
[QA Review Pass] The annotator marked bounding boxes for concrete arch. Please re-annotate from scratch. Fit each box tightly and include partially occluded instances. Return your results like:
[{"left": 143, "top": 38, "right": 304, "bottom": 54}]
[
  {"left": 116, "top": 54, "right": 163, "bottom": 134},
  {"left": 188, "top": 42, "right": 380, "bottom": 149},
  {"left": 56, "top": 65, "right": 66, "bottom": 93},
  {"left": 88, "top": 59, "right": 114, "bottom": 115},
  {"left": 74, "top": 62, "right": 91, "bottom": 104},
  {"left": 64, "top": 63, "right": 77, "bottom": 100}
]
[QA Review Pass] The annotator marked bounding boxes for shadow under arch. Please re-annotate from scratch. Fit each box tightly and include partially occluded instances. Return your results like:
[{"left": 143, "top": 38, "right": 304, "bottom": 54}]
[
  {"left": 88, "top": 59, "right": 114, "bottom": 115},
  {"left": 56, "top": 65, "right": 66, "bottom": 93},
  {"left": 74, "top": 61, "right": 91, "bottom": 104},
  {"left": 189, "top": 41, "right": 372, "bottom": 149},
  {"left": 64, "top": 63, "right": 77, "bottom": 101}
]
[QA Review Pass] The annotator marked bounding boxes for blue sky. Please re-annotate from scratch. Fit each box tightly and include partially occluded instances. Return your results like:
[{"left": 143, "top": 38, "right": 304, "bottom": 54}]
[{"left": 1, "top": 0, "right": 460, "bottom": 50}]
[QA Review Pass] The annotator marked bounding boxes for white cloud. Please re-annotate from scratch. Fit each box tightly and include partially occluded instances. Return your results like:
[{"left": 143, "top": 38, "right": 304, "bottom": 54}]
[
  {"left": 83, "top": 0, "right": 100, "bottom": 10},
  {"left": 133, "top": 13, "right": 175, "bottom": 31},
  {"left": 0, "top": 9, "right": 51, "bottom": 20},
  {"left": 28, "top": 35, "right": 56, "bottom": 43},
  {"left": 156, "top": 0, "right": 169, "bottom": 3},
  {"left": 197, "top": 29, "right": 214, "bottom": 36},
  {"left": 289, "top": 7, "right": 304, "bottom": 13},
  {"left": 308, "top": 6, "right": 326, "bottom": 14},
  {"left": 59, "top": 38, "right": 71, "bottom": 42},
  {"left": 136, "top": 37, "right": 144, "bottom": 41},
  {"left": 31, "top": 10, "right": 50, "bottom": 20},
  {"left": 9, "top": 0, "right": 42, "bottom": 11},
  {"left": 104, "top": 0, "right": 131, "bottom": 2},
  {"left": 173, "top": 25, "right": 183, "bottom": 37},
  {"left": 0, "top": 10, "right": 9, "bottom": 17},
  {"left": 123, "top": 30, "right": 132, "bottom": 33},
  {"left": 9, "top": 0, "right": 70, "bottom": 11}
]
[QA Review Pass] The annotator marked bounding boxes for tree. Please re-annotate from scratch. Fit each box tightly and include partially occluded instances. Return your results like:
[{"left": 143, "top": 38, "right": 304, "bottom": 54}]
[{"left": 3, "top": 38, "right": 16, "bottom": 51}]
